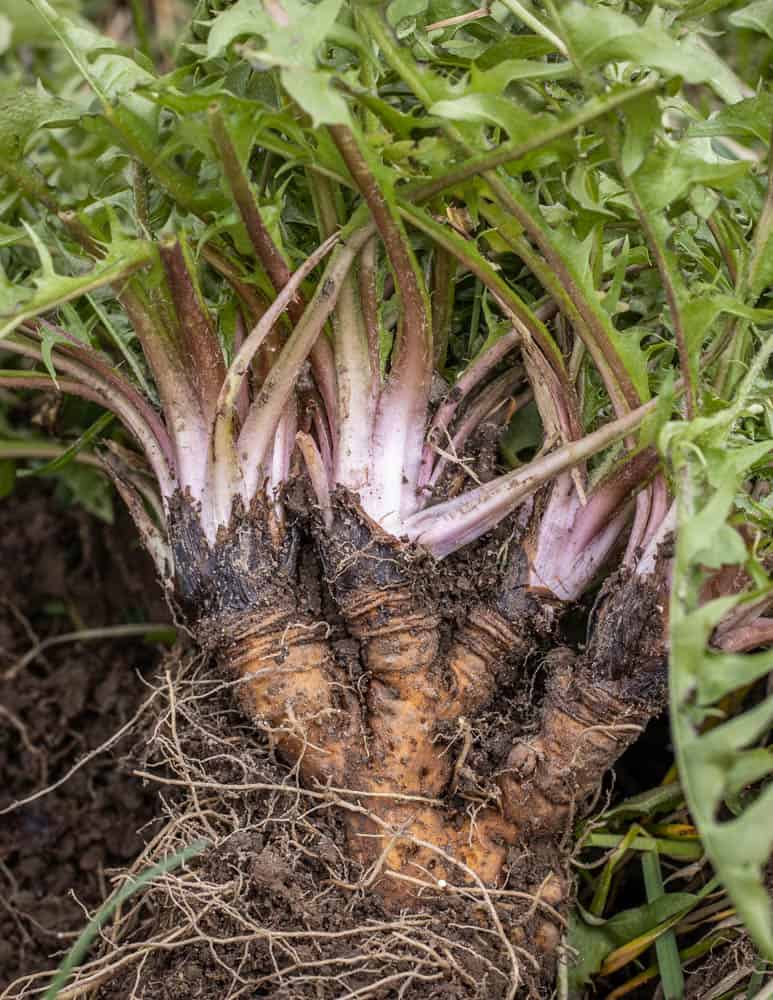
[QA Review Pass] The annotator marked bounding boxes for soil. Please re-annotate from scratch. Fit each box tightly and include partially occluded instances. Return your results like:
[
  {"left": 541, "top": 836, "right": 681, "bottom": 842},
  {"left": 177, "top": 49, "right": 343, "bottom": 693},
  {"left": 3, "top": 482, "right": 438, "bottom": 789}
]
[{"left": 0, "top": 484, "right": 168, "bottom": 995}]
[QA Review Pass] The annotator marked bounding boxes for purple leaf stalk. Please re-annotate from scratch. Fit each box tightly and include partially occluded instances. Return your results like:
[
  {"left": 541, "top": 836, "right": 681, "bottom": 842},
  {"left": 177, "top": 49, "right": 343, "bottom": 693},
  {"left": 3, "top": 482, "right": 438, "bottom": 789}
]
[{"left": 1, "top": 121, "right": 673, "bottom": 612}]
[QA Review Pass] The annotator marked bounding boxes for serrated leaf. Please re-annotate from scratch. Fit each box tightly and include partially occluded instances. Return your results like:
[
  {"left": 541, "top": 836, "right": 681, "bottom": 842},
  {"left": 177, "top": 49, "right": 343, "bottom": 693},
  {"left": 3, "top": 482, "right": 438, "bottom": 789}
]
[
  {"left": 689, "top": 93, "right": 773, "bottom": 144},
  {"left": 730, "top": 0, "right": 773, "bottom": 38},
  {"left": 430, "top": 94, "right": 543, "bottom": 143},
  {"left": 0, "top": 85, "right": 74, "bottom": 162},
  {"left": 207, "top": 0, "right": 344, "bottom": 66},
  {"left": 561, "top": 1, "right": 746, "bottom": 103},
  {"left": 633, "top": 143, "right": 751, "bottom": 213},
  {"left": 469, "top": 58, "right": 574, "bottom": 94},
  {"left": 670, "top": 347, "right": 773, "bottom": 962},
  {"left": 0, "top": 233, "right": 152, "bottom": 339},
  {"left": 697, "top": 649, "right": 773, "bottom": 703},
  {"left": 207, "top": 0, "right": 351, "bottom": 125},
  {"left": 27, "top": 0, "right": 155, "bottom": 107}
]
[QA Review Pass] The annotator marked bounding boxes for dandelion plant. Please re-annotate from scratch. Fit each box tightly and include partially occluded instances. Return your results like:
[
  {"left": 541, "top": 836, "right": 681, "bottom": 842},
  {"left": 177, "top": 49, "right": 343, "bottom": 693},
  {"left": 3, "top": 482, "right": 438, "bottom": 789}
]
[{"left": 1, "top": 0, "right": 771, "bottom": 991}]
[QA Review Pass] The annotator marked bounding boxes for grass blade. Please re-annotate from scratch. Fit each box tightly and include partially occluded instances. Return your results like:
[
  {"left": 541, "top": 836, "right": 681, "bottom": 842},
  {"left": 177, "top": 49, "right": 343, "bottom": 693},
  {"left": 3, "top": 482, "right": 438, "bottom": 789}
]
[
  {"left": 43, "top": 839, "right": 208, "bottom": 1000},
  {"left": 642, "top": 851, "right": 685, "bottom": 1000}
]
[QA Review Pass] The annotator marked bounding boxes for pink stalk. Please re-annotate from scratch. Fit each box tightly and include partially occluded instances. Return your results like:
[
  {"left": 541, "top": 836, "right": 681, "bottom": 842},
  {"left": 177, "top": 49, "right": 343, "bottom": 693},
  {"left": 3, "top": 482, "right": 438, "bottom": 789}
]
[
  {"left": 331, "top": 274, "right": 378, "bottom": 493},
  {"left": 119, "top": 291, "right": 210, "bottom": 502},
  {"left": 636, "top": 502, "right": 676, "bottom": 579},
  {"left": 210, "top": 106, "right": 339, "bottom": 441},
  {"left": 237, "top": 221, "right": 375, "bottom": 501},
  {"left": 359, "top": 237, "right": 382, "bottom": 376},
  {"left": 624, "top": 473, "right": 669, "bottom": 567},
  {"left": 428, "top": 371, "right": 526, "bottom": 490},
  {"left": 527, "top": 452, "right": 658, "bottom": 599},
  {"left": 3, "top": 336, "right": 176, "bottom": 498},
  {"left": 637, "top": 474, "right": 670, "bottom": 557},
  {"left": 159, "top": 239, "right": 227, "bottom": 425},
  {"left": 712, "top": 588, "right": 773, "bottom": 646},
  {"left": 209, "top": 232, "right": 340, "bottom": 523},
  {"left": 0, "top": 371, "right": 116, "bottom": 404},
  {"left": 296, "top": 431, "right": 333, "bottom": 529},
  {"left": 528, "top": 474, "right": 632, "bottom": 599},
  {"left": 309, "top": 172, "right": 377, "bottom": 493},
  {"left": 380, "top": 365, "right": 432, "bottom": 520},
  {"left": 29, "top": 321, "right": 175, "bottom": 470},
  {"left": 623, "top": 485, "right": 653, "bottom": 569},
  {"left": 101, "top": 440, "right": 167, "bottom": 525},
  {"left": 569, "top": 450, "right": 658, "bottom": 554},
  {"left": 231, "top": 312, "right": 250, "bottom": 426},
  {"left": 101, "top": 452, "right": 174, "bottom": 583},
  {"left": 329, "top": 126, "right": 432, "bottom": 521},
  {"left": 404, "top": 396, "right": 660, "bottom": 558},
  {"left": 419, "top": 329, "right": 522, "bottom": 487},
  {"left": 303, "top": 392, "right": 334, "bottom": 478},
  {"left": 268, "top": 396, "right": 298, "bottom": 496}
]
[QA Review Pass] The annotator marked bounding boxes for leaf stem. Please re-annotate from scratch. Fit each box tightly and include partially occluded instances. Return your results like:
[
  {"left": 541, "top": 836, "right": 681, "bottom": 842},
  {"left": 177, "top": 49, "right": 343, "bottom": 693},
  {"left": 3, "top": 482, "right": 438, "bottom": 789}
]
[
  {"left": 405, "top": 394, "right": 661, "bottom": 557},
  {"left": 210, "top": 231, "right": 341, "bottom": 518},
  {"left": 404, "top": 84, "right": 661, "bottom": 203},
  {"left": 497, "top": 0, "right": 568, "bottom": 55},
  {"left": 209, "top": 104, "right": 339, "bottom": 434},
  {"left": 238, "top": 212, "right": 375, "bottom": 499}
]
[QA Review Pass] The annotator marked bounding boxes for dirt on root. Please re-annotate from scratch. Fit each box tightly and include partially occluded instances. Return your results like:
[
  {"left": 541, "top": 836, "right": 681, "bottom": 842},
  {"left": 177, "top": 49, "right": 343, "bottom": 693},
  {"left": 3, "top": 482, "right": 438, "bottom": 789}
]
[
  {"left": 0, "top": 485, "right": 168, "bottom": 995},
  {"left": 0, "top": 487, "right": 681, "bottom": 1000},
  {"left": 89, "top": 646, "right": 559, "bottom": 1000}
]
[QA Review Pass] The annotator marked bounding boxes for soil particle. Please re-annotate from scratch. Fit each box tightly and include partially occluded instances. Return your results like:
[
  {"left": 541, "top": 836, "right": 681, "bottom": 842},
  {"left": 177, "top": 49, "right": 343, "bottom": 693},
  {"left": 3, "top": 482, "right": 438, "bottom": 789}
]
[{"left": 0, "top": 486, "right": 167, "bottom": 993}]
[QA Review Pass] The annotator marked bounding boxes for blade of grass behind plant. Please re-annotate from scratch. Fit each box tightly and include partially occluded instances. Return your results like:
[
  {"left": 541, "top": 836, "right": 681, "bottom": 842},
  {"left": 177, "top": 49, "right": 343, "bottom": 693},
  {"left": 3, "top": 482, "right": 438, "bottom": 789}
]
[
  {"left": 43, "top": 839, "right": 209, "bottom": 1000},
  {"left": 642, "top": 851, "right": 685, "bottom": 1000},
  {"left": 17, "top": 411, "right": 114, "bottom": 478}
]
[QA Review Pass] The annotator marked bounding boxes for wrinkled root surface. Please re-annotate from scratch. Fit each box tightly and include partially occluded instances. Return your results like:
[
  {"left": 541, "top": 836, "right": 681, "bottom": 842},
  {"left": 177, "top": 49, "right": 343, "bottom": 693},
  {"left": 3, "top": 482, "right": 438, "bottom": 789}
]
[{"left": 39, "top": 497, "right": 669, "bottom": 999}]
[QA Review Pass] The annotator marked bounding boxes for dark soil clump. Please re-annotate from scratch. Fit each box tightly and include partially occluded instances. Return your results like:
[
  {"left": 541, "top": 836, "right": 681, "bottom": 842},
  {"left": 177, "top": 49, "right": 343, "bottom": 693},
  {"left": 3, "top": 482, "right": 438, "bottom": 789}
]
[{"left": 0, "top": 486, "right": 168, "bottom": 994}]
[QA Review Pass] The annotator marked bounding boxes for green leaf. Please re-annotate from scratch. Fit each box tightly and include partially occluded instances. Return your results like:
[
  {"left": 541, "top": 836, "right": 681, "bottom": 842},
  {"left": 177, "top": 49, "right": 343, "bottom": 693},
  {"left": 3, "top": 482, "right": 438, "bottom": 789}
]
[
  {"left": 642, "top": 853, "right": 685, "bottom": 1000},
  {"left": 54, "top": 464, "right": 115, "bottom": 523},
  {"left": 599, "top": 781, "right": 684, "bottom": 822},
  {"left": 567, "top": 893, "right": 700, "bottom": 989},
  {"left": 43, "top": 840, "right": 208, "bottom": 999},
  {"left": 387, "top": 0, "right": 429, "bottom": 27},
  {"left": 19, "top": 412, "right": 115, "bottom": 478},
  {"left": 27, "top": 0, "right": 155, "bottom": 107},
  {"left": 0, "top": 0, "right": 80, "bottom": 45},
  {"left": 621, "top": 91, "right": 661, "bottom": 177},
  {"left": 689, "top": 93, "right": 773, "bottom": 144},
  {"left": 207, "top": 0, "right": 351, "bottom": 125},
  {"left": 274, "top": 67, "right": 350, "bottom": 126},
  {"left": 208, "top": 0, "right": 343, "bottom": 66},
  {"left": 0, "top": 231, "right": 152, "bottom": 340},
  {"left": 561, "top": 2, "right": 747, "bottom": 102},
  {"left": 429, "top": 94, "right": 542, "bottom": 143},
  {"left": 469, "top": 58, "right": 574, "bottom": 94},
  {"left": 730, "top": 0, "right": 773, "bottom": 39},
  {"left": 0, "top": 14, "right": 12, "bottom": 54},
  {"left": 633, "top": 143, "right": 751, "bottom": 214},
  {"left": 669, "top": 339, "right": 773, "bottom": 962}
]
